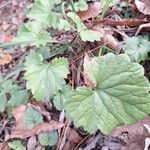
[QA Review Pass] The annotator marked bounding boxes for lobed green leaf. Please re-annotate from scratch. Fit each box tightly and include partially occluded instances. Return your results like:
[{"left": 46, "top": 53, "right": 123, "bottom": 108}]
[
  {"left": 24, "top": 53, "right": 69, "bottom": 100},
  {"left": 64, "top": 53, "right": 150, "bottom": 134}
]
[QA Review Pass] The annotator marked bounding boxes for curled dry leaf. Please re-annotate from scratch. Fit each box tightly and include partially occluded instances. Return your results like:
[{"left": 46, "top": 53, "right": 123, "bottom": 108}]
[
  {"left": 9, "top": 120, "right": 64, "bottom": 140},
  {"left": 67, "top": 128, "right": 82, "bottom": 144},
  {"left": 7, "top": 105, "right": 64, "bottom": 140},
  {"left": 104, "top": 34, "right": 120, "bottom": 51},
  {"left": 83, "top": 54, "right": 95, "bottom": 88},
  {"left": 78, "top": 2, "right": 101, "bottom": 21},
  {"left": 0, "top": 53, "right": 12, "bottom": 65},
  {"left": 111, "top": 117, "right": 150, "bottom": 150},
  {"left": 135, "top": 0, "right": 150, "bottom": 15},
  {"left": 91, "top": 25, "right": 119, "bottom": 50}
]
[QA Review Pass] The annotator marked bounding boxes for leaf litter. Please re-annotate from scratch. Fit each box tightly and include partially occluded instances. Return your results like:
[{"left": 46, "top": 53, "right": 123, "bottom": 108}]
[{"left": 0, "top": 0, "right": 150, "bottom": 149}]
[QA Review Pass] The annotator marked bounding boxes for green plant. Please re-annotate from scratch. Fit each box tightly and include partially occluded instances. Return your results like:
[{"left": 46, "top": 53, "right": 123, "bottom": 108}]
[
  {"left": 24, "top": 107, "right": 44, "bottom": 129},
  {"left": 101, "top": 0, "right": 119, "bottom": 18},
  {"left": 0, "top": 76, "right": 29, "bottom": 114},
  {"left": 0, "top": 0, "right": 100, "bottom": 49},
  {"left": 123, "top": 36, "right": 150, "bottom": 63},
  {"left": 64, "top": 53, "right": 150, "bottom": 134},
  {"left": 38, "top": 131, "right": 58, "bottom": 146},
  {"left": 0, "top": 0, "right": 150, "bottom": 137},
  {"left": 8, "top": 140, "right": 26, "bottom": 150},
  {"left": 24, "top": 53, "right": 69, "bottom": 100}
]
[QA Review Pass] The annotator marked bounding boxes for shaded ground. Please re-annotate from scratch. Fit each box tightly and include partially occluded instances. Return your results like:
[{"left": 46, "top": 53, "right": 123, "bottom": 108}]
[{"left": 0, "top": 0, "right": 150, "bottom": 150}]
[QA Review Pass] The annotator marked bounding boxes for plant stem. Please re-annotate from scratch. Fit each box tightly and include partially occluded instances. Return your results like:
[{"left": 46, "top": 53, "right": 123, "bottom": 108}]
[
  {"left": 101, "top": 0, "right": 112, "bottom": 19},
  {"left": 68, "top": 0, "right": 75, "bottom": 12}
]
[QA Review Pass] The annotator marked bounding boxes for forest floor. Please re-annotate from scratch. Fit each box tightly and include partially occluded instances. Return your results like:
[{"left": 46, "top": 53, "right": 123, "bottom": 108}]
[{"left": 0, "top": 0, "right": 150, "bottom": 150}]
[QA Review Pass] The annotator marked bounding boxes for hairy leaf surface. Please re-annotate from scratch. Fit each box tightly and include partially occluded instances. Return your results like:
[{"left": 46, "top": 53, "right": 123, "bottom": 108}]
[
  {"left": 0, "top": 93, "right": 7, "bottom": 112},
  {"left": 123, "top": 36, "right": 150, "bottom": 63},
  {"left": 24, "top": 53, "right": 69, "bottom": 100},
  {"left": 53, "top": 85, "right": 72, "bottom": 110},
  {"left": 64, "top": 53, "right": 150, "bottom": 134},
  {"left": 38, "top": 131, "right": 58, "bottom": 146},
  {"left": 13, "top": 22, "right": 51, "bottom": 46},
  {"left": 8, "top": 140, "right": 26, "bottom": 150},
  {"left": 25, "top": 107, "right": 43, "bottom": 129}
]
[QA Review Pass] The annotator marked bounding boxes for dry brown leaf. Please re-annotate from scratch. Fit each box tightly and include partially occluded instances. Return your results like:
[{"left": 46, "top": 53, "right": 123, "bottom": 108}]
[
  {"left": 62, "top": 141, "right": 76, "bottom": 150},
  {"left": 0, "top": 53, "right": 12, "bottom": 65},
  {"left": 78, "top": 2, "right": 101, "bottom": 21},
  {"left": 7, "top": 105, "right": 64, "bottom": 140},
  {"left": 91, "top": 25, "right": 119, "bottom": 50},
  {"left": 104, "top": 34, "right": 120, "bottom": 51},
  {"left": 111, "top": 117, "right": 150, "bottom": 150},
  {"left": 0, "top": 34, "right": 15, "bottom": 43},
  {"left": 135, "top": 0, "right": 150, "bottom": 15},
  {"left": 27, "top": 136, "right": 37, "bottom": 150},
  {"left": 9, "top": 121, "right": 64, "bottom": 140},
  {"left": 0, "top": 143, "right": 10, "bottom": 150},
  {"left": 83, "top": 54, "right": 95, "bottom": 88},
  {"left": 11, "top": 105, "right": 27, "bottom": 133},
  {"left": 67, "top": 128, "right": 82, "bottom": 144}
]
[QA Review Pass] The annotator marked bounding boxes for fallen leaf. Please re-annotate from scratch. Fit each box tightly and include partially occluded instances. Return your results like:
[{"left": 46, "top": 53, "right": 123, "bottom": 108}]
[
  {"left": 104, "top": 34, "right": 120, "bottom": 51},
  {"left": 62, "top": 141, "right": 76, "bottom": 150},
  {"left": 12, "top": 105, "right": 27, "bottom": 131},
  {"left": 83, "top": 54, "right": 95, "bottom": 88},
  {"left": 78, "top": 2, "right": 101, "bottom": 21},
  {"left": 0, "top": 53, "right": 12, "bottom": 65},
  {"left": 9, "top": 121, "right": 64, "bottom": 140},
  {"left": 0, "top": 34, "right": 15, "bottom": 43},
  {"left": 67, "top": 128, "right": 82, "bottom": 144},
  {"left": 91, "top": 25, "right": 119, "bottom": 50},
  {"left": 0, "top": 143, "right": 10, "bottom": 150},
  {"left": 7, "top": 105, "right": 64, "bottom": 140},
  {"left": 111, "top": 116, "right": 150, "bottom": 150},
  {"left": 135, "top": 0, "right": 150, "bottom": 15},
  {"left": 27, "top": 136, "right": 37, "bottom": 150}
]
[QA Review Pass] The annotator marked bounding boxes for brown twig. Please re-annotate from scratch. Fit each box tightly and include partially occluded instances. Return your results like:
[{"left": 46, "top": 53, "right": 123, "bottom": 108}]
[{"left": 92, "top": 19, "right": 149, "bottom": 27}]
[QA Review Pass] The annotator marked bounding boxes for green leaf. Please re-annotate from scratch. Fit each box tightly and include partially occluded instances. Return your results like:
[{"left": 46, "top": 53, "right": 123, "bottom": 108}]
[
  {"left": 13, "top": 22, "right": 51, "bottom": 47},
  {"left": 80, "top": 30, "right": 101, "bottom": 42},
  {"left": 24, "top": 107, "right": 43, "bottom": 129},
  {"left": 0, "top": 79, "right": 19, "bottom": 93},
  {"left": 7, "top": 90, "right": 28, "bottom": 107},
  {"left": 123, "top": 36, "right": 150, "bottom": 63},
  {"left": 67, "top": 12, "right": 101, "bottom": 42},
  {"left": 24, "top": 53, "right": 69, "bottom": 100},
  {"left": 38, "top": 131, "right": 58, "bottom": 146},
  {"left": 53, "top": 85, "right": 72, "bottom": 110},
  {"left": 27, "top": 0, "right": 52, "bottom": 26},
  {"left": 57, "top": 19, "right": 72, "bottom": 31},
  {"left": 28, "top": 0, "right": 70, "bottom": 30},
  {"left": 8, "top": 140, "right": 26, "bottom": 150},
  {"left": 64, "top": 53, "right": 150, "bottom": 134},
  {"left": 0, "top": 77, "right": 28, "bottom": 112},
  {"left": 68, "top": 0, "right": 88, "bottom": 11},
  {"left": 101, "top": 0, "right": 119, "bottom": 7},
  {"left": 0, "top": 93, "right": 7, "bottom": 112}
]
